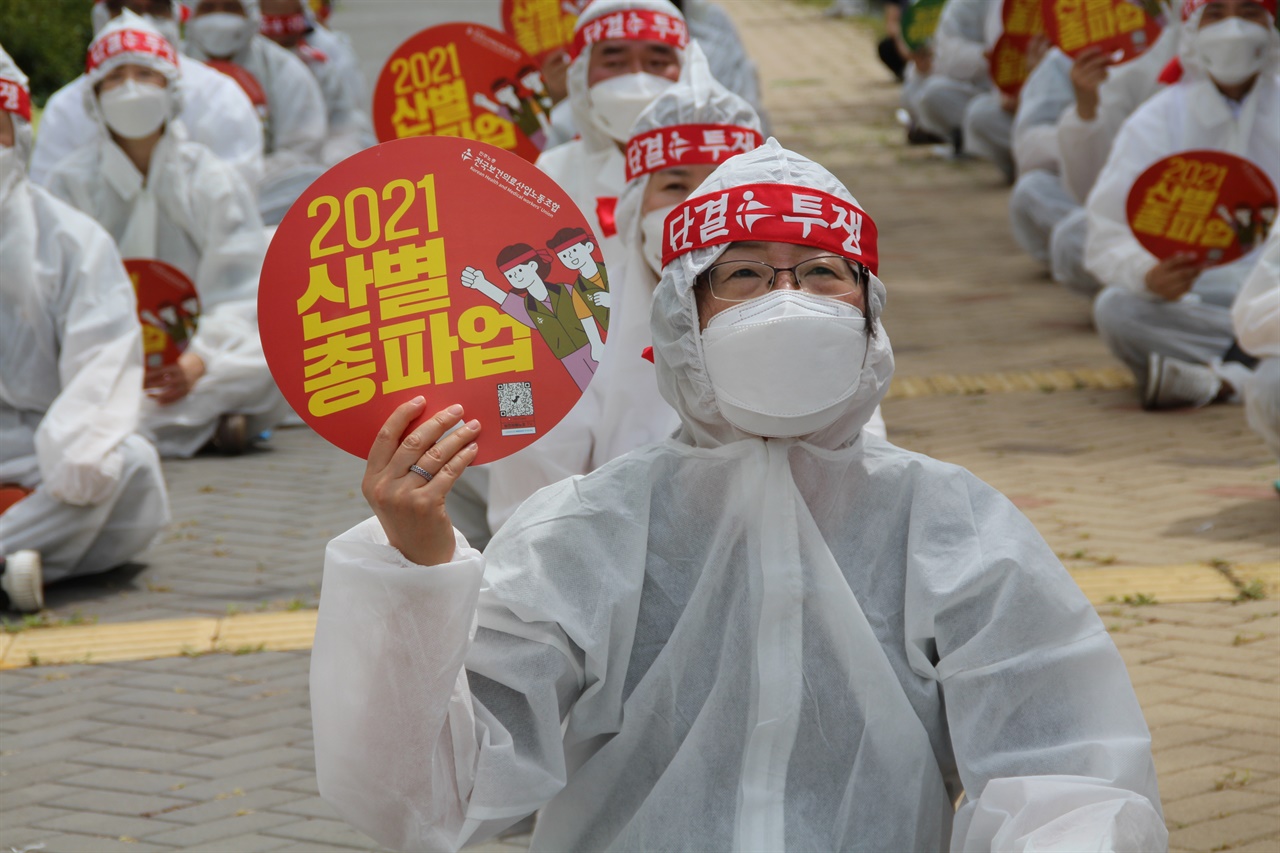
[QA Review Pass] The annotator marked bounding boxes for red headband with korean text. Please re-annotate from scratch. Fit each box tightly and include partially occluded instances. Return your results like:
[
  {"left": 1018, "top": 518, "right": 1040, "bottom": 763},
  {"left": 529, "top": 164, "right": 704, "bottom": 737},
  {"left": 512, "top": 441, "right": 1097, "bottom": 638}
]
[
  {"left": 260, "top": 13, "right": 310, "bottom": 37},
  {"left": 86, "top": 28, "right": 179, "bottom": 74},
  {"left": 569, "top": 9, "right": 689, "bottom": 60},
  {"left": 1181, "top": 0, "right": 1276, "bottom": 18},
  {"left": 662, "top": 183, "right": 879, "bottom": 274},
  {"left": 625, "top": 124, "right": 764, "bottom": 182},
  {"left": 0, "top": 77, "right": 31, "bottom": 121}
]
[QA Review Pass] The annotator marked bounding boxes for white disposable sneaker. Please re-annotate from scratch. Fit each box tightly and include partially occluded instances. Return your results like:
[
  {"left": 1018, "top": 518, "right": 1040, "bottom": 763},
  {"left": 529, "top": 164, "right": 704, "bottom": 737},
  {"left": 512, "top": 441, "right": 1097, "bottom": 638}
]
[
  {"left": 1143, "top": 354, "right": 1221, "bottom": 411},
  {"left": 1, "top": 550, "right": 44, "bottom": 612}
]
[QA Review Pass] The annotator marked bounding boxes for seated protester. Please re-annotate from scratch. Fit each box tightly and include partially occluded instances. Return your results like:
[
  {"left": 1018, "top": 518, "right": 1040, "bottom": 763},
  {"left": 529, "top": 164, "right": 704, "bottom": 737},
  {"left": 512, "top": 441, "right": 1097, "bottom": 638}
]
[
  {"left": 310, "top": 140, "right": 1166, "bottom": 853},
  {"left": 1084, "top": 0, "right": 1279, "bottom": 409},
  {"left": 674, "top": 0, "right": 771, "bottom": 133},
  {"left": 1009, "top": 48, "right": 1078, "bottom": 268},
  {"left": 46, "top": 12, "right": 284, "bottom": 457},
  {"left": 909, "top": 0, "right": 998, "bottom": 150},
  {"left": 258, "top": 0, "right": 375, "bottom": 165},
  {"left": 536, "top": 0, "right": 688, "bottom": 250},
  {"left": 184, "top": 0, "right": 328, "bottom": 224},
  {"left": 30, "top": 0, "right": 263, "bottom": 191},
  {"left": 0, "top": 45, "right": 169, "bottom": 613},
  {"left": 1231, "top": 225, "right": 1280, "bottom": 464},
  {"left": 1048, "top": 23, "right": 1181, "bottom": 295}
]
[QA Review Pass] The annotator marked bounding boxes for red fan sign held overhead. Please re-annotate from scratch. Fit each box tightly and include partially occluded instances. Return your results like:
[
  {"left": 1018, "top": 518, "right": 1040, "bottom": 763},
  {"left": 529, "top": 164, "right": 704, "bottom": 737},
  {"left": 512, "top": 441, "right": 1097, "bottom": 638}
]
[
  {"left": 373, "top": 23, "right": 552, "bottom": 162},
  {"left": 258, "top": 136, "right": 611, "bottom": 463}
]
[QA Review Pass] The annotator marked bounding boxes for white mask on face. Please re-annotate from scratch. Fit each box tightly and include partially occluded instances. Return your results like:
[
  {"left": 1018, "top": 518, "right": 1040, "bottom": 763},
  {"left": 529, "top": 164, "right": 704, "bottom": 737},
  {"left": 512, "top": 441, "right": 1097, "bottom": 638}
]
[
  {"left": 99, "top": 79, "right": 171, "bottom": 139},
  {"left": 701, "top": 290, "right": 869, "bottom": 438},
  {"left": 588, "top": 72, "right": 677, "bottom": 141},
  {"left": 1195, "top": 17, "right": 1274, "bottom": 86},
  {"left": 188, "top": 12, "right": 256, "bottom": 58},
  {"left": 641, "top": 205, "right": 674, "bottom": 275}
]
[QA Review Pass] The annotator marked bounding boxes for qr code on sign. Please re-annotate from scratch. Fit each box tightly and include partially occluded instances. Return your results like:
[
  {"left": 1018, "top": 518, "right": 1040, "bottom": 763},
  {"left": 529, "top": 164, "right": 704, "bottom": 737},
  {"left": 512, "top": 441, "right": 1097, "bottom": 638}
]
[{"left": 497, "top": 382, "right": 534, "bottom": 418}]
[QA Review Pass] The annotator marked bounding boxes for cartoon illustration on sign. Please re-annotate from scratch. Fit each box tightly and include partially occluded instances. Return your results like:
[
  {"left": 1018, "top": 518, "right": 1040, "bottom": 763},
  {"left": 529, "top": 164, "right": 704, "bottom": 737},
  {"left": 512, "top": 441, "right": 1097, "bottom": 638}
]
[
  {"left": 472, "top": 71, "right": 552, "bottom": 149},
  {"left": 461, "top": 238, "right": 609, "bottom": 392}
]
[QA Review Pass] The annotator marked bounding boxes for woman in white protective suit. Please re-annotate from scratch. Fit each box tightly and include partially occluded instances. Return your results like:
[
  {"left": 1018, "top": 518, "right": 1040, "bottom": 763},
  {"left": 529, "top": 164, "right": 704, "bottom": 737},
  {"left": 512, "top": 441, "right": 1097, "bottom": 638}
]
[
  {"left": 1084, "top": 0, "right": 1280, "bottom": 410},
  {"left": 311, "top": 140, "right": 1166, "bottom": 852},
  {"left": 1232, "top": 225, "right": 1280, "bottom": 465},
  {"left": 0, "top": 45, "right": 169, "bottom": 613},
  {"left": 446, "top": 0, "right": 693, "bottom": 544},
  {"left": 184, "top": 0, "right": 328, "bottom": 224},
  {"left": 46, "top": 11, "right": 285, "bottom": 457}
]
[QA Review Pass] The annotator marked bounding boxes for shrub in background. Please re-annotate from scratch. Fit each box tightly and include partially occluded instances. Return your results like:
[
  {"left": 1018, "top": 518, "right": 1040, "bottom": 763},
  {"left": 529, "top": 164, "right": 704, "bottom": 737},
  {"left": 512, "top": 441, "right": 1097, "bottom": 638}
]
[{"left": 1, "top": 0, "right": 94, "bottom": 106}]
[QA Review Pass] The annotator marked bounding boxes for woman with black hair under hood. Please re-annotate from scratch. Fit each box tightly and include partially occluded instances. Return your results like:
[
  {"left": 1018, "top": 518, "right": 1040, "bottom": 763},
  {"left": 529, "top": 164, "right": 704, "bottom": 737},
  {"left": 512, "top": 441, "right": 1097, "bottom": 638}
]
[{"left": 311, "top": 141, "right": 1166, "bottom": 853}]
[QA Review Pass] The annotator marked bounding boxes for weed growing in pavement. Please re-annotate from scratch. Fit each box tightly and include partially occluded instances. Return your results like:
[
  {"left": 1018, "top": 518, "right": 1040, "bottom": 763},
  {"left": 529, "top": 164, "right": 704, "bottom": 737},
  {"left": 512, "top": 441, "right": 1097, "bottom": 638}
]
[
  {"left": 225, "top": 603, "right": 241, "bottom": 616},
  {"left": 2, "top": 611, "right": 98, "bottom": 633},
  {"left": 1231, "top": 632, "right": 1266, "bottom": 646},
  {"left": 1236, "top": 579, "right": 1267, "bottom": 602},
  {"left": 232, "top": 643, "right": 267, "bottom": 655},
  {"left": 285, "top": 598, "right": 307, "bottom": 611},
  {"left": 1107, "top": 593, "right": 1157, "bottom": 606},
  {"left": 1213, "top": 770, "right": 1252, "bottom": 790}
]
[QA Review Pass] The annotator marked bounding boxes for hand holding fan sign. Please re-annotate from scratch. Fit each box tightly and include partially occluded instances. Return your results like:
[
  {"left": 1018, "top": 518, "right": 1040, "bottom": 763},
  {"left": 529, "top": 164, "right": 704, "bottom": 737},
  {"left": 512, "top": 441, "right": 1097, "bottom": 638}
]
[{"left": 1126, "top": 150, "right": 1277, "bottom": 297}]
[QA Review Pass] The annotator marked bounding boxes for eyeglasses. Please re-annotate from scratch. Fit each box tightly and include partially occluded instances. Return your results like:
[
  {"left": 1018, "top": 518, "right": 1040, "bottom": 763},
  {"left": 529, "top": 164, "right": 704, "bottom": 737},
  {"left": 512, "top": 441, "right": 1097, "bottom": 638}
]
[{"left": 702, "top": 255, "right": 866, "bottom": 302}]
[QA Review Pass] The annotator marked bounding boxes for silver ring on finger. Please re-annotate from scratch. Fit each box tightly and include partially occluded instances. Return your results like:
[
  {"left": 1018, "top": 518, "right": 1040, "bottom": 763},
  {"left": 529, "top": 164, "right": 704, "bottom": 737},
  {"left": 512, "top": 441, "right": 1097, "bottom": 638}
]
[{"left": 408, "top": 464, "right": 434, "bottom": 483}]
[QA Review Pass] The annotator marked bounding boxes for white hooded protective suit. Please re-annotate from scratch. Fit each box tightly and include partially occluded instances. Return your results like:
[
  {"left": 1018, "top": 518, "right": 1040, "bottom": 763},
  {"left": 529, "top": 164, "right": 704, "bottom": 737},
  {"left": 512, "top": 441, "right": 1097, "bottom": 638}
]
[
  {"left": 311, "top": 141, "right": 1165, "bottom": 853},
  {"left": 31, "top": 0, "right": 264, "bottom": 190},
  {"left": 0, "top": 45, "right": 169, "bottom": 582},
  {"left": 1009, "top": 50, "right": 1078, "bottom": 266},
  {"left": 534, "top": 0, "right": 688, "bottom": 244},
  {"left": 45, "top": 16, "right": 283, "bottom": 458},
  {"left": 911, "top": 0, "right": 999, "bottom": 140},
  {"left": 1234, "top": 226, "right": 1280, "bottom": 456},
  {"left": 681, "top": 0, "right": 770, "bottom": 132},
  {"left": 184, "top": 0, "right": 328, "bottom": 224},
  {"left": 269, "top": 4, "right": 375, "bottom": 166},
  {"left": 1085, "top": 5, "right": 1280, "bottom": 385}
]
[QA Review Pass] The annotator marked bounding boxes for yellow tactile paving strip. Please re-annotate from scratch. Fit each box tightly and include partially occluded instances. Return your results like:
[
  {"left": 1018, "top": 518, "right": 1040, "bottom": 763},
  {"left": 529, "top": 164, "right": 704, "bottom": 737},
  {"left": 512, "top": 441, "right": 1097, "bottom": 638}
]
[
  {"left": 2, "top": 563, "right": 1275, "bottom": 670},
  {"left": 885, "top": 367, "right": 1135, "bottom": 400}
]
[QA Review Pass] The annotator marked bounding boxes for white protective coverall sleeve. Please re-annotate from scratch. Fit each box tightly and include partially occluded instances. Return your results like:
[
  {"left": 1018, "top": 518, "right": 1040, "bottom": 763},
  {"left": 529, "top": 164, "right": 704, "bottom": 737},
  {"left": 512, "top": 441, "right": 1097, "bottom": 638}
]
[
  {"left": 46, "top": 127, "right": 280, "bottom": 458},
  {"left": 1056, "top": 24, "right": 1180, "bottom": 204},
  {"left": 1012, "top": 49, "right": 1073, "bottom": 176},
  {"left": 935, "top": 0, "right": 998, "bottom": 85},
  {"left": 29, "top": 57, "right": 264, "bottom": 191},
  {"left": 312, "top": 141, "right": 1164, "bottom": 853},
  {"left": 1233, "top": 225, "right": 1280, "bottom": 357}
]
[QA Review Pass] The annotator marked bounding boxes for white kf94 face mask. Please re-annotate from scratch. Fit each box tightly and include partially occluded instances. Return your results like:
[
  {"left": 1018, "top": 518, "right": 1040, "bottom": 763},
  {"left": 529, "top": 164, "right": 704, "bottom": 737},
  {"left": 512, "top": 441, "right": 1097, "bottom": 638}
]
[
  {"left": 100, "top": 79, "right": 170, "bottom": 139},
  {"left": 589, "top": 72, "right": 677, "bottom": 142},
  {"left": 1195, "top": 17, "right": 1274, "bottom": 86},
  {"left": 188, "top": 12, "right": 256, "bottom": 59},
  {"left": 701, "top": 290, "right": 869, "bottom": 438},
  {"left": 641, "top": 205, "right": 675, "bottom": 275}
]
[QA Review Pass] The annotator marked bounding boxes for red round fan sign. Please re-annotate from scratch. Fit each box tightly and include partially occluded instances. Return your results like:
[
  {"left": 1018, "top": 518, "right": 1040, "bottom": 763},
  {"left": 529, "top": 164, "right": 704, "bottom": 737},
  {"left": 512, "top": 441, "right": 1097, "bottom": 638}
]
[
  {"left": 989, "top": 33, "right": 1036, "bottom": 97},
  {"left": 123, "top": 258, "right": 201, "bottom": 369},
  {"left": 1126, "top": 150, "right": 1277, "bottom": 268},
  {"left": 373, "top": 23, "right": 552, "bottom": 162},
  {"left": 1043, "top": 0, "right": 1162, "bottom": 62},
  {"left": 258, "top": 136, "right": 611, "bottom": 462},
  {"left": 502, "top": 0, "right": 591, "bottom": 64}
]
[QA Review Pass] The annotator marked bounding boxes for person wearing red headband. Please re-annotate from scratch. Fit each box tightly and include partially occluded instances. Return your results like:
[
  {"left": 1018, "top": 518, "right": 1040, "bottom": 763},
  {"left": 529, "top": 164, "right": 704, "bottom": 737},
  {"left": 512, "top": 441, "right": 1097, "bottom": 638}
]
[
  {"left": 311, "top": 141, "right": 1164, "bottom": 853},
  {"left": 30, "top": 0, "right": 264, "bottom": 192},
  {"left": 0, "top": 43, "right": 169, "bottom": 613},
  {"left": 46, "top": 12, "right": 285, "bottom": 458},
  {"left": 257, "top": 0, "right": 374, "bottom": 165},
  {"left": 1086, "top": 0, "right": 1279, "bottom": 409}
]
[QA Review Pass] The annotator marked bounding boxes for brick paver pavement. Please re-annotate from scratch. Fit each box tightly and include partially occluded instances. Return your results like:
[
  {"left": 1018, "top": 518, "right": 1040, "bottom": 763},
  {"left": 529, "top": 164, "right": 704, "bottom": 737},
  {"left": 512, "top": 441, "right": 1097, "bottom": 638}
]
[{"left": 2, "top": 2, "right": 1277, "bottom": 851}]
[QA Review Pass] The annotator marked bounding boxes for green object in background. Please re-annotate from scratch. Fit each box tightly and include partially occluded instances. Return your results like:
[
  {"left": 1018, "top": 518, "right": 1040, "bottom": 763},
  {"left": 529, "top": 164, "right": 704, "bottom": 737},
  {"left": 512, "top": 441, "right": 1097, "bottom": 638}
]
[
  {"left": 0, "top": 0, "right": 95, "bottom": 107},
  {"left": 902, "top": 0, "right": 949, "bottom": 51}
]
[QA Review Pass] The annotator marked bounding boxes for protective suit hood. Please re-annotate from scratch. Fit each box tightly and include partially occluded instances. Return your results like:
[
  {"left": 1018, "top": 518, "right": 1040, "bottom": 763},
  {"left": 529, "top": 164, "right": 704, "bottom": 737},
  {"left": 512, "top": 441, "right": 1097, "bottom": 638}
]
[
  {"left": 565, "top": 0, "right": 690, "bottom": 153},
  {"left": 83, "top": 9, "right": 185, "bottom": 126},
  {"left": 596, "top": 48, "right": 763, "bottom": 464},
  {"left": 650, "top": 139, "right": 892, "bottom": 450}
]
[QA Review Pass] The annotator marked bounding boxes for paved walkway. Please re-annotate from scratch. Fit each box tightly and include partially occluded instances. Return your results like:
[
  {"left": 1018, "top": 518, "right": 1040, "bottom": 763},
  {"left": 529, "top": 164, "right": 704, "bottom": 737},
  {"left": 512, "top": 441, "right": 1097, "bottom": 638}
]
[{"left": 2, "top": 2, "right": 1277, "bottom": 851}]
